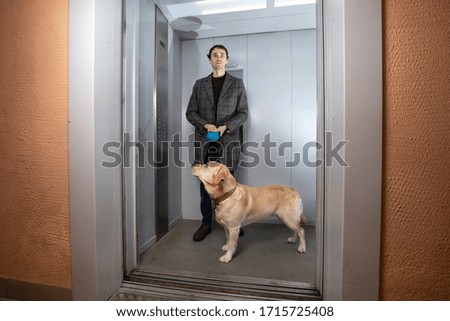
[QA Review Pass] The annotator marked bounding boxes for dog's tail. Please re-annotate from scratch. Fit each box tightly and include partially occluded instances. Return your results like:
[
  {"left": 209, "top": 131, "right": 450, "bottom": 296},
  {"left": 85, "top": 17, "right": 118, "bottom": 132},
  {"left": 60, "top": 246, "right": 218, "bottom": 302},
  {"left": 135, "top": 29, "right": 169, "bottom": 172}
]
[
  {"left": 299, "top": 197, "right": 307, "bottom": 225},
  {"left": 300, "top": 213, "right": 307, "bottom": 225}
]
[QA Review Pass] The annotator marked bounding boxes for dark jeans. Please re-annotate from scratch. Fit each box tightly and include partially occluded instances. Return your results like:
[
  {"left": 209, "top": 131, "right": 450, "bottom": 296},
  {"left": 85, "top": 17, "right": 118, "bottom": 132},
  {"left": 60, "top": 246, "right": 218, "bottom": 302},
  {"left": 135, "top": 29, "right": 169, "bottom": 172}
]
[{"left": 200, "top": 143, "right": 234, "bottom": 226}]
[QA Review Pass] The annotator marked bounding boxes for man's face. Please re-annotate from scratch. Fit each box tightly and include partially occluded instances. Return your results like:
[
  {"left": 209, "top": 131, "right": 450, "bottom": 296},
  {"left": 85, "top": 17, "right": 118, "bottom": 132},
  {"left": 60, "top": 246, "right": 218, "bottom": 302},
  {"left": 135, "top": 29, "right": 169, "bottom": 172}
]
[{"left": 209, "top": 48, "right": 228, "bottom": 71}]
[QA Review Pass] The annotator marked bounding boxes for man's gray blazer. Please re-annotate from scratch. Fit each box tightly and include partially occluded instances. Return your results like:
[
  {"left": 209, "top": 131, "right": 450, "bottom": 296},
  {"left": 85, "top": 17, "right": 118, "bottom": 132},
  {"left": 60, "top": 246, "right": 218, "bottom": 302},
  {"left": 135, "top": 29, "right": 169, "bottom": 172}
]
[{"left": 186, "top": 73, "right": 248, "bottom": 171}]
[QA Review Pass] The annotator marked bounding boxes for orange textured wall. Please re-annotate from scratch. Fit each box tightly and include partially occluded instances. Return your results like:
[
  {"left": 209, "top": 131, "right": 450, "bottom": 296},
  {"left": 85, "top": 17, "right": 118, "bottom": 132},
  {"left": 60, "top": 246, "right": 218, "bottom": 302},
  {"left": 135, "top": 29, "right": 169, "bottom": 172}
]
[
  {"left": 0, "top": 0, "right": 71, "bottom": 289},
  {"left": 381, "top": 0, "right": 450, "bottom": 300}
]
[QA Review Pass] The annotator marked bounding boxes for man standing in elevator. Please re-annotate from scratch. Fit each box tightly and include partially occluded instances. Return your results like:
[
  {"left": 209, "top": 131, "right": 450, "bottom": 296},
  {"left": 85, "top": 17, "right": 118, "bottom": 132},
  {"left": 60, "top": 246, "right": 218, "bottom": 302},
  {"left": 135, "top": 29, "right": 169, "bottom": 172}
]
[{"left": 186, "top": 44, "right": 248, "bottom": 241}]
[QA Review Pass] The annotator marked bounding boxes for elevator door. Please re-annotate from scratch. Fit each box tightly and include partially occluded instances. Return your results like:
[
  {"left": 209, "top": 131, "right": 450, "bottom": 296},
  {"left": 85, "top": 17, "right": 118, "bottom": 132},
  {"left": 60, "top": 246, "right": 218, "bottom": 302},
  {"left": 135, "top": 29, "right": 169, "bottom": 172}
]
[
  {"left": 131, "top": 1, "right": 169, "bottom": 256},
  {"left": 133, "top": 0, "right": 156, "bottom": 256}
]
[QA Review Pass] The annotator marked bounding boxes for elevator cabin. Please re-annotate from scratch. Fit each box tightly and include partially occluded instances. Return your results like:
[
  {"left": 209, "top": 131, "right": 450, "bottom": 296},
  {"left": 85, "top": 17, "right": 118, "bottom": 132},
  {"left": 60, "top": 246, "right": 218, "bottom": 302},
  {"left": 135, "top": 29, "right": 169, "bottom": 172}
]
[{"left": 123, "top": 0, "right": 320, "bottom": 299}]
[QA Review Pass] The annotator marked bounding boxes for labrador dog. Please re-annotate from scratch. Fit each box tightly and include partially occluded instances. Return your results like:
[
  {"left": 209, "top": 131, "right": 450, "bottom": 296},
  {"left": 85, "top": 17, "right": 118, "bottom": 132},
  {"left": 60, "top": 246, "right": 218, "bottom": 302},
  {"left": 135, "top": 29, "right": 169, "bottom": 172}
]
[{"left": 191, "top": 161, "right": 307, "bottom": 263}]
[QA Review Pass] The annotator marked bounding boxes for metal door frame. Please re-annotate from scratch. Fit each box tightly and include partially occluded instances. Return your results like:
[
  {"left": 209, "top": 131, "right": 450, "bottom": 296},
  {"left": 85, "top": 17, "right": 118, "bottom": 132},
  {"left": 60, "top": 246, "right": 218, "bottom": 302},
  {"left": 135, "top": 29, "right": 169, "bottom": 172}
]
[{"left": 69, "top": 0, "right": 382, "bottom": 300}]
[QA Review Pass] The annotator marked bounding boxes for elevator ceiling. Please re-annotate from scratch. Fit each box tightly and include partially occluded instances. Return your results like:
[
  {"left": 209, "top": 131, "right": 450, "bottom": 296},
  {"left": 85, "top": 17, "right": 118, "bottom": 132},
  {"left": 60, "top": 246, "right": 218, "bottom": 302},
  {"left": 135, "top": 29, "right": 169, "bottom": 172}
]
[{"left": 154, "top": 0, "right": 316, "bottom": 39}]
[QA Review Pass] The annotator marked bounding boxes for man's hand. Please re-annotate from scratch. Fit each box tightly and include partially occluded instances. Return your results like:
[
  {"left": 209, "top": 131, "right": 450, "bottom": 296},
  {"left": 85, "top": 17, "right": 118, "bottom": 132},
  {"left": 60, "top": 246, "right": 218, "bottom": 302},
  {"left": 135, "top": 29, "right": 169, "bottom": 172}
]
[
  {"left": 217, "top": 125, "right": 227, "bottom": 136},
  {"left": 204, "top": 124, "right": 217, "bottom": 132}
]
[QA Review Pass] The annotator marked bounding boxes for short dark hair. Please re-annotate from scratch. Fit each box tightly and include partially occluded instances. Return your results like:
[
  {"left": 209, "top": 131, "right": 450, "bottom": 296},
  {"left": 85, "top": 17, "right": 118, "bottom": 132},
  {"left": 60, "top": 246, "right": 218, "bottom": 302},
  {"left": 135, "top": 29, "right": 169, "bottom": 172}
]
[{"left": 207, "top": 44, "right": 229, "bottom": 60}]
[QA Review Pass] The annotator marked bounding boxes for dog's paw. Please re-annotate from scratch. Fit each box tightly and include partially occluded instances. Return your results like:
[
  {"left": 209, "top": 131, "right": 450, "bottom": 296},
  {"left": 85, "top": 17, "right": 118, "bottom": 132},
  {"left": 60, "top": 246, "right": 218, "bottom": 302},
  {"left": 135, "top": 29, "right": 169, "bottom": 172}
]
[
  {"left": 287, "top": 237, "right": 296, "bottom": 243},
  {"left": 221, "top": 245, "right": 229, "bottom": 251},
  {"left": 219, "top": 254, "right": 232, "bottom": 263},
  {"left": 297, "top": 246, "right": 306, "bottom": 253}
]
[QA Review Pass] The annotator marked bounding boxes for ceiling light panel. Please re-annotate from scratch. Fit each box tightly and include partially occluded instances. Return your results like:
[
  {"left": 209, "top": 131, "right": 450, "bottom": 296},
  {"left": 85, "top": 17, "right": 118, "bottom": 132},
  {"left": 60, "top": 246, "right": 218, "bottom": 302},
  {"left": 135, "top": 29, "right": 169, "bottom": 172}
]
[
  {"left": 274, "top": 0, "right": 316, "bottom": 8},
  {"left": 167, "top": 0, "right": 267, "bottom": 17}
]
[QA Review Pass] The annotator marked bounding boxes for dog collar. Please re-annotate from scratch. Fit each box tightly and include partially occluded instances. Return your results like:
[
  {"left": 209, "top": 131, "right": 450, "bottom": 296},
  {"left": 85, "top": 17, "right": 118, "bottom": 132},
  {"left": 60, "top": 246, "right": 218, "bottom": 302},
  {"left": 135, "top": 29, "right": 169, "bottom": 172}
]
[{"left": 212, "top": 186, "right": 237, "bottom": 207}]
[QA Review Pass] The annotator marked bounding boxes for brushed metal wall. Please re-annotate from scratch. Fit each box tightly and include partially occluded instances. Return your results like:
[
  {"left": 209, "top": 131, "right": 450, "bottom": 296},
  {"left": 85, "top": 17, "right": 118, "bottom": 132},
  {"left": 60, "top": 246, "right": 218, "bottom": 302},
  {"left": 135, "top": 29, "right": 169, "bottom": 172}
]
[{"left": 181, "top": 29, "right": 318, "bottom": 224}]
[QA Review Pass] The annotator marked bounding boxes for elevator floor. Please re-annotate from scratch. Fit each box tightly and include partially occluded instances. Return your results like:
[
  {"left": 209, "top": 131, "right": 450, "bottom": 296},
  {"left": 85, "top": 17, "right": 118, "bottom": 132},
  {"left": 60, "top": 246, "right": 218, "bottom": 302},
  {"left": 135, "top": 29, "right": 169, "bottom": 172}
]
[{"left": 139, "top": 219, "right": 316, "bottom": 284}]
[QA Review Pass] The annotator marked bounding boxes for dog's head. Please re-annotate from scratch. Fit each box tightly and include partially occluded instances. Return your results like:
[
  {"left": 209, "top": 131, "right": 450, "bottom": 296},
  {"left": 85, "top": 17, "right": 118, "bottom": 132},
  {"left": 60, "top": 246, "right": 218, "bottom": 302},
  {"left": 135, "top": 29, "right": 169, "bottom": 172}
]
[{"left": 191, "top": 161, "right": 236, "bottom": 197}]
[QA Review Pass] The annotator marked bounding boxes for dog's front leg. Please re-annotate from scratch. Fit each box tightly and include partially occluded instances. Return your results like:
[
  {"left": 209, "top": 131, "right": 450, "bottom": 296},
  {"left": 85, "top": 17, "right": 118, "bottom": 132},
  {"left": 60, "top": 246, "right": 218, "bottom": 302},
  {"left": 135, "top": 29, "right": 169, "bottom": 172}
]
[
  {"left": 221, "top": 226, "right": 230, "bottom": 252},
  {"left": 219, "top": 226, "right": 239, "bottom": 263}
]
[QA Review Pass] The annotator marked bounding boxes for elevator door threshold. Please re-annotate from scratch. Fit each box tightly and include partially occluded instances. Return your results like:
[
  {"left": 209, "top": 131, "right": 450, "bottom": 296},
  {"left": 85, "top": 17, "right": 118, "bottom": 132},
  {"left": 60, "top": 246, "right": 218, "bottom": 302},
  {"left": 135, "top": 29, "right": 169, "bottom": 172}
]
[{"left": 111, "top": 270, "right": 320, "bottom": 301}]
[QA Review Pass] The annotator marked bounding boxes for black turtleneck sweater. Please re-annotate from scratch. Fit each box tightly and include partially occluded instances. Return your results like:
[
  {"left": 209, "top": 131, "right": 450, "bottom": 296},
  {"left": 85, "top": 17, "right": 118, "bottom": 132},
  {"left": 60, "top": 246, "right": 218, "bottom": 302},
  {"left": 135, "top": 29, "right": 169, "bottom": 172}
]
[{"left": 212, "top": 73, "right": 226, "bottom": 125}]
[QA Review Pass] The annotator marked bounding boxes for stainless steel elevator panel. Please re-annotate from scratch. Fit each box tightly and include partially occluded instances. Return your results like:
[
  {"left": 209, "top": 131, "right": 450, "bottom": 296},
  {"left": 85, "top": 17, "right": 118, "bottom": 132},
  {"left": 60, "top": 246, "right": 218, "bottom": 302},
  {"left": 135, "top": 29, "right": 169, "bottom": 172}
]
[
  {"left": 181, "top": 31, "right": 317, "bottom": 224},
  {"left": 155, "top": 6, "right": 169, "bottom": 240},
  {"left": 128, "top": 0, "right": 157, "bottom": 256}
]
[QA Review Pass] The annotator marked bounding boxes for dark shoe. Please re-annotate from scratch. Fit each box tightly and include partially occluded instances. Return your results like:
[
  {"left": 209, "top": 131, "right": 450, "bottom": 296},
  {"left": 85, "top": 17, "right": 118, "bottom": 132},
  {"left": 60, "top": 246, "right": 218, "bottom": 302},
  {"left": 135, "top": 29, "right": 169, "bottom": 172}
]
[
  {"left": 239, "top": 228, "right": 244, "bottom": 236},
  {"left": 193, "top": 224, "right": 211, "bottom": 241}
]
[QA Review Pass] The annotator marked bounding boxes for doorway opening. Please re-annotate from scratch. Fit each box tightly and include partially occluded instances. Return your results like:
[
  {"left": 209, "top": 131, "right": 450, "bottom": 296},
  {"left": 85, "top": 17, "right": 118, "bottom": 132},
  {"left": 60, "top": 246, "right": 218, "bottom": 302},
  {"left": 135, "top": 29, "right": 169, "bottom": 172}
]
[{"left": 122, "top": 0, "right": 322, "bottom": 300}]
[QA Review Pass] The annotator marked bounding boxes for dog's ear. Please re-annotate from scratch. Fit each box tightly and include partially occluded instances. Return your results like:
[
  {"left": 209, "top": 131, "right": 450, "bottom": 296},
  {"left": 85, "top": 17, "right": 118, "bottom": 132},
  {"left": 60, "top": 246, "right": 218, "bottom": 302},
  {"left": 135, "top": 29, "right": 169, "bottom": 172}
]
[{"left": 213, "top": 166, "right": 226, "bottom": 185}]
